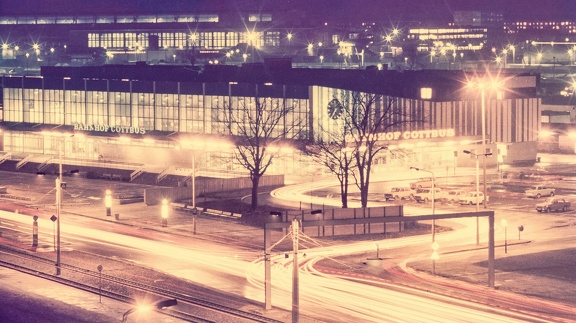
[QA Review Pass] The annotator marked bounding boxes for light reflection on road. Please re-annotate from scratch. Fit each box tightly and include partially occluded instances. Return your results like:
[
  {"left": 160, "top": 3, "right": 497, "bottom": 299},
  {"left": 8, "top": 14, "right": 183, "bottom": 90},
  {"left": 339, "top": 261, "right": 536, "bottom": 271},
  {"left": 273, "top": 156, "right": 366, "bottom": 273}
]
[{"left": 0, "top": 203, "right": 565, "bottom": 323}]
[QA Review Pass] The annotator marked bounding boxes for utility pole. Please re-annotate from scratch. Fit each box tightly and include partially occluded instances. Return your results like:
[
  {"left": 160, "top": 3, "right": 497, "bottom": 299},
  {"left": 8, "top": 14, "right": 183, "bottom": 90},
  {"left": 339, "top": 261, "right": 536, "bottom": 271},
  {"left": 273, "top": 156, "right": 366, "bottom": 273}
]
[
  {"left": 55, "top": 146, "right": 62, "bottom": 275},
  {"left": 291, "top": 218, "right": 299, "bottom": 323}
]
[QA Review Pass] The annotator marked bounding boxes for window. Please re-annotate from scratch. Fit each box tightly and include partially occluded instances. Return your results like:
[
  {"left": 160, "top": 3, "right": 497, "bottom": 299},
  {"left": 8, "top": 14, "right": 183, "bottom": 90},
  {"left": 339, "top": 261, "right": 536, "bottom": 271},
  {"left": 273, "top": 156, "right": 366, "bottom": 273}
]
[
  {"left": 86, "top": 91, "right": 108, "bottom": 125},
  {"left": 44, "top": 89, "right": 64, "bottom": 124},
  {"left": 133, "top": 93, "right": 154, "bottom": 131},
  {"left": 155, "top": 93, "right": 178, "bottom": 132},
  {"left": 65, "top": 90, "right": 85, "bottom": 125},
  {"left": 420, "top": 87, "right": 432, "bottom": 99},
  {"left": 110, "top": 92, "right": 131, "bottom": 127}
]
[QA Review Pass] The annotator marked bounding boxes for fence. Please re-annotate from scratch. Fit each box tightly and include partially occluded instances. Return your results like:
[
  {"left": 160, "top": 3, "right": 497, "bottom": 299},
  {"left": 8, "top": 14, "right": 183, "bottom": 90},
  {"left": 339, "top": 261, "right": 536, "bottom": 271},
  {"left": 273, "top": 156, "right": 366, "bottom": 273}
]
[{"left": 274, "top": 205, "right": 404, "bottom": 237}]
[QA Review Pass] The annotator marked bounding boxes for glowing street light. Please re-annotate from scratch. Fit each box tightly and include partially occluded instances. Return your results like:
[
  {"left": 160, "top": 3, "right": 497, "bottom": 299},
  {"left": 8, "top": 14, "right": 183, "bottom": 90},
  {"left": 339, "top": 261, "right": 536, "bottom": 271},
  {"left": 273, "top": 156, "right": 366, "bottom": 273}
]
[
  {"left": 466, "top": 76, "right": 504, "bottom": 210},
  {"left": 161, "top": 199, "right": 168, "bottom": 227},
  {"left": 509, "top": 44, "right": 515, "bottom": 63},
  {"left": 431, "top": 241, "right": 439, "bottom": 274},
  {"left": 122, "top": 299, "right": 177, "bottom": 323},
  {"left": 410, "top": 166, "right": 436, "bottom": 241},
  {"left": 537, "top": 52, "right": 543, "bottom": 65},
  {"left": 105, "top": 189, "right": 112, "bottom": 217},
  {"left": 25, "top": 52, "right": 29, "bottom": 75}
]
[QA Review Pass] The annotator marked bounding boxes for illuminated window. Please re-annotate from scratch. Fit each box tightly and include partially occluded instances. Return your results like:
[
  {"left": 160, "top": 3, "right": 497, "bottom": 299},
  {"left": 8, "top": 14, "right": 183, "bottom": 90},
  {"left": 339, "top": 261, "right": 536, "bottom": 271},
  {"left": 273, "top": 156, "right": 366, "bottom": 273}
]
[{"left": 420, "top": 87, "right": 432, "bottom": 99}]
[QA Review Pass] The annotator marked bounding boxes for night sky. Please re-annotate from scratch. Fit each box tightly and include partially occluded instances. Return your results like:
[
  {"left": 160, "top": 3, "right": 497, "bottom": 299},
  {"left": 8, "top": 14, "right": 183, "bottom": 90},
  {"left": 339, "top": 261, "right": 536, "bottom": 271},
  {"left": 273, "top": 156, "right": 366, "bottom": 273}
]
[{"left": 0, "top": 0, "right": 575, "bottom": 22}]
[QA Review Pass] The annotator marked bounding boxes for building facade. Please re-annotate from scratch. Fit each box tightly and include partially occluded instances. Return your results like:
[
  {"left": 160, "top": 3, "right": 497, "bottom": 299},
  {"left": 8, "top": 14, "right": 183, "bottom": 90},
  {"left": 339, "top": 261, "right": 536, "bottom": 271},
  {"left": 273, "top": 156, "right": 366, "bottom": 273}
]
[{"left": 0, "top": 64, "right": 540, "bottom": 180}]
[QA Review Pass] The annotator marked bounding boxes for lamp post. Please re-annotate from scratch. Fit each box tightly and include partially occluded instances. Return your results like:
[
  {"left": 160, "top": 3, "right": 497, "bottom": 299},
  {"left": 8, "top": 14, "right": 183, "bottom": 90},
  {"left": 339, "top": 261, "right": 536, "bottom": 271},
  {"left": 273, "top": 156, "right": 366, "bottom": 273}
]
[
  {"left": 291, "top": 217, "right": 300, "bottom": 323},
  {"left": 501, "top": 218, "right": 508, "bottom": 254},
  {"left": 463, "top": 150, "right": 492, "bottom": 244},
  {"left": 410, "top": 166, "right": 436, "bottom": 241},
  {"left": 481, "top": 85, "right": 488, "bottom": 209},
  {"left": 467, "top": 77, "right": 501, "bottom": 210},
  {"left": 55, "top": 142, "right": 63, "bottom": 275},
  {"left": 191, "top": 151, "right": 198, "bottom": 234},
  {"left": 25, "top": 52, "right": 29, "bottom": 75},
  {"left": 181, "top": 139, "right": 207, "bottom": 235}
]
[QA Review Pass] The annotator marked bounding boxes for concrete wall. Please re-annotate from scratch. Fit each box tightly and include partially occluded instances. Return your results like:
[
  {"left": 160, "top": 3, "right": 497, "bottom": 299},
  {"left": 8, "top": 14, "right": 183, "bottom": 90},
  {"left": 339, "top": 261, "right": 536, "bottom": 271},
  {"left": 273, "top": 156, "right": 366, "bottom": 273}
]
[
  {"left": 503, "top": 141, "right": 538, "bottom": 165},
  {"left": 144, "top": 175, "right": 284, "bottom": 205}
]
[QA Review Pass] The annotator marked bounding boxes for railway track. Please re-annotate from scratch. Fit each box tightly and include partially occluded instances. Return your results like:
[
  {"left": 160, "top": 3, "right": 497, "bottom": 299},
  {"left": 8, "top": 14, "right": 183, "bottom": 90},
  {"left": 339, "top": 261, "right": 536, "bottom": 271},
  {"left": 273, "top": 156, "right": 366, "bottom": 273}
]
[{"left": 0, "top": 246, "right": 283, "bottom": 323}]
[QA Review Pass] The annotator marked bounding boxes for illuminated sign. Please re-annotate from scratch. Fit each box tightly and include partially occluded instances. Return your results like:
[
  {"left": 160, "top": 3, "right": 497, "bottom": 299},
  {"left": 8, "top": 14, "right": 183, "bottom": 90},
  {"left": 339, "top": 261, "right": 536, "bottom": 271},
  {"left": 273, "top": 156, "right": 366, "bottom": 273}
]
[
  {"left": 73, "top": 124, "right": 146, "bottom": 134},
  {"left": 378, "top": 129, "right": 455, "bottom": 141}
]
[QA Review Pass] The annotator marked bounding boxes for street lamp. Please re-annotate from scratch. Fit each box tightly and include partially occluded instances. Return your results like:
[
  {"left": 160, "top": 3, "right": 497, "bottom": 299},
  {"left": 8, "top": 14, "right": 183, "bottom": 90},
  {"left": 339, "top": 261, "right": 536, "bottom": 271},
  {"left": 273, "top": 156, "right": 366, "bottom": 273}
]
[
  {"left": 410, "top": 166, "right": 436, "bottom": 241},
  {"left": 55, "top": 138, "right": 64, "bottom": 275},
  {"left": 463, "top": 149, "right": 492, "bottom": 245},
  {"left": 105, "top": 189, "right": 112, "bottom": 217},
  {"left": 161, "top": 199, "right": 168, "bottom": 227},
  {"left": 25, "top": 52, "right": 29, "bottom": 75},
  {"left": 501, "top": 218, "right": 508, "bottom": 254},
  {"left": 467, "top": 76, "right": 503, "bottom": 210},
  {"left": 431, "top": 241, "right": 439, "bottom": 275}
]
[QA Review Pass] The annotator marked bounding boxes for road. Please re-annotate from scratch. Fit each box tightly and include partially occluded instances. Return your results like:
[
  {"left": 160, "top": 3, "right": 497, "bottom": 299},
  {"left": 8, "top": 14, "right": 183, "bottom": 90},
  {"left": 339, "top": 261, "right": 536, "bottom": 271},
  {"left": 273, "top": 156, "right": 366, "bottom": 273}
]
[
  {"left": 0, "top": 163, "right": 575, "bottom": 322},
  {"left": 2, "top": 200, "right": 574, "bottom": 322}
]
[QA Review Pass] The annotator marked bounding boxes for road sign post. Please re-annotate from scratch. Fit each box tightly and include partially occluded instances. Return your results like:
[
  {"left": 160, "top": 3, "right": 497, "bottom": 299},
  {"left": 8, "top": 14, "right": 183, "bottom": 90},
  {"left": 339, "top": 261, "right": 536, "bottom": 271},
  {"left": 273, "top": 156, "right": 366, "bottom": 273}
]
[{"left": 32, "top": 215, "right": 38, "bottom": 247}]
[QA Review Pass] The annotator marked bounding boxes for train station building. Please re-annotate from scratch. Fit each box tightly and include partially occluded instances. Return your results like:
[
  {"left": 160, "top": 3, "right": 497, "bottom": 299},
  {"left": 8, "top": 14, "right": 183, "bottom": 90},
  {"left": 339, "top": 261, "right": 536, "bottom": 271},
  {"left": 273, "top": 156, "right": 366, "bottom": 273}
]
[{"left": 0, "top": 63, "right": 540, "bottom": 183}]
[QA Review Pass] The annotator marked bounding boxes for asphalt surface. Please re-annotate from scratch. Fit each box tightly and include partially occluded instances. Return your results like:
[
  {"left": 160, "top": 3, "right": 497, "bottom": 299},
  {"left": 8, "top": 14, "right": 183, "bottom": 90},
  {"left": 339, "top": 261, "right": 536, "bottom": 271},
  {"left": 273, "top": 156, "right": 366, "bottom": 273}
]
[{"left": 0, "top": 159, "right": 575, "bottom": 321}]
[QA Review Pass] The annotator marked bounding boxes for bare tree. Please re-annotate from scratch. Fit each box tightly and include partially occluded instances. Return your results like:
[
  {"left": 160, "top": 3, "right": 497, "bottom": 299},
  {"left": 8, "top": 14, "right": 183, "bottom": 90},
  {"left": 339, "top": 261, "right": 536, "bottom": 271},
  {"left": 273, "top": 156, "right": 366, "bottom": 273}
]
[
  {"left": 348, "top": 92, "right": 408, "bottom": 207},
  {"left": 308, "top": 91, "right": 413, "bottom": 208},
  {"left": 306, "top": 135, "right": 356, "bottom": 208},
  {"left": 228, "top": 95, "right": 301, "bottom": 211}
]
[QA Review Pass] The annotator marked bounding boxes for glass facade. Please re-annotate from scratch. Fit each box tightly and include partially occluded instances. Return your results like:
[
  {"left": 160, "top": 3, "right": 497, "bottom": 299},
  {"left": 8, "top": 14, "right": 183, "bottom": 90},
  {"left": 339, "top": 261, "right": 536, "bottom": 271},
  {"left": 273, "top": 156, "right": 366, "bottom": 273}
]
[
  {"left": 2, "top": 77, "right": 310, "bottom": 138},
  {"left": 89, "top": 31, "right": 245, "bottom": 50},
  {"left": 0, "top": 72, "right": 540, "bottom": 173}
]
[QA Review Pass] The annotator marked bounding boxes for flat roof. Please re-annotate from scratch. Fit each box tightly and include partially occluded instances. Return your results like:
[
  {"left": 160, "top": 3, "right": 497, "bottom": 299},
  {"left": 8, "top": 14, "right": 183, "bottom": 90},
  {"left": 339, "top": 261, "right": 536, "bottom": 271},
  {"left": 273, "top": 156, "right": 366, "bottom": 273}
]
[{"left": 36, "top": 64, "right": 539, "bottom": 101}]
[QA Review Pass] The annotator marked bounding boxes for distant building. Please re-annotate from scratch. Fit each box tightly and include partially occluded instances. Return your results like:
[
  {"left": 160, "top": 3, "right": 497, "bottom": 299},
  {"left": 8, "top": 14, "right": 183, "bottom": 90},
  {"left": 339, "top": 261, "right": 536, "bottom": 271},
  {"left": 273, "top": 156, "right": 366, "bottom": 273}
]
[{"left": 453, "top": 11, "right": 504, "bottom": 28}]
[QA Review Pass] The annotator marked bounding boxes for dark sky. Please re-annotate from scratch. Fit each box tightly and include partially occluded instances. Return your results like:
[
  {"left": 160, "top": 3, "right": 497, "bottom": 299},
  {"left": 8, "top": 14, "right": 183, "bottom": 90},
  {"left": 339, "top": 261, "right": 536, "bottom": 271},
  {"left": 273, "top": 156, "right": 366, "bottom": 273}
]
[{"left": 1, "top": 0, "right": 575, "bottom": 22}]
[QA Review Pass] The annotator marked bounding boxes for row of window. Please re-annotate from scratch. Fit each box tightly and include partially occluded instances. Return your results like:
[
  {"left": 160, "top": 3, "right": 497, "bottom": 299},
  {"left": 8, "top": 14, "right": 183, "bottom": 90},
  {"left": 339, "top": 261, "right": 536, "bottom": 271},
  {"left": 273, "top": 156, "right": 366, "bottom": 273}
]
[
  {"left": 88, "top": 31, "right": 275, "bottom": 50},
  {"left": 0, "top": 14, "right": 220, "bottom": 25},
  {"left": 0, "top": 13, "right": 273, "bottom": 26},
  {"left": 3, "top": 88, "right": 310, "bottom": 138}
]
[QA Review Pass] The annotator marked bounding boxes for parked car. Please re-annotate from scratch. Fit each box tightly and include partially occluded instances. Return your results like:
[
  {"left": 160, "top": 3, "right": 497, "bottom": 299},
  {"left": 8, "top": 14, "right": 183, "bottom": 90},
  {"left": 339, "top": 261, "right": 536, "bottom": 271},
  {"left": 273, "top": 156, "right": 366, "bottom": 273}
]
[
  {"left": 384, "top": 187, "right": 415, "bottom": 201},
  {"left": 536, "top": 197, "right": 571, "bottom": 212},
  {"left": 414, "top": 188, "right": 443, "bottom": 203},
  {"left": 458, "top": 191, "right": 489, "bottom": 205},
  {"left": 440, "top": 189, "right": 468, "bottom": 203},
  {"left": 525, "top": 185, "right": 555, "bottom": 198},
  {"left": 487, "top": 182, "right": 507, "bottom": 192},
  {"left": 410, "top": 177, "right": 435, "bottom": 190}
]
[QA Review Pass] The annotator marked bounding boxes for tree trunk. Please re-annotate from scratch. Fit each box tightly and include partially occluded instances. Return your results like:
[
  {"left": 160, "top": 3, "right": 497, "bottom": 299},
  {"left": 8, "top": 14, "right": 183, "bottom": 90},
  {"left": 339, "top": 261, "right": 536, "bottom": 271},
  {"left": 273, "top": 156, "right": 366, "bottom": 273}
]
[
  {"left": 251, "top": 175, "right": 260, "bottom": 210},
  {"left": 360, "top": 184, "right": 368, "bottom": 208},
  {"left": 341, "top": 173, "right": 349, "bottom": 208}
]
